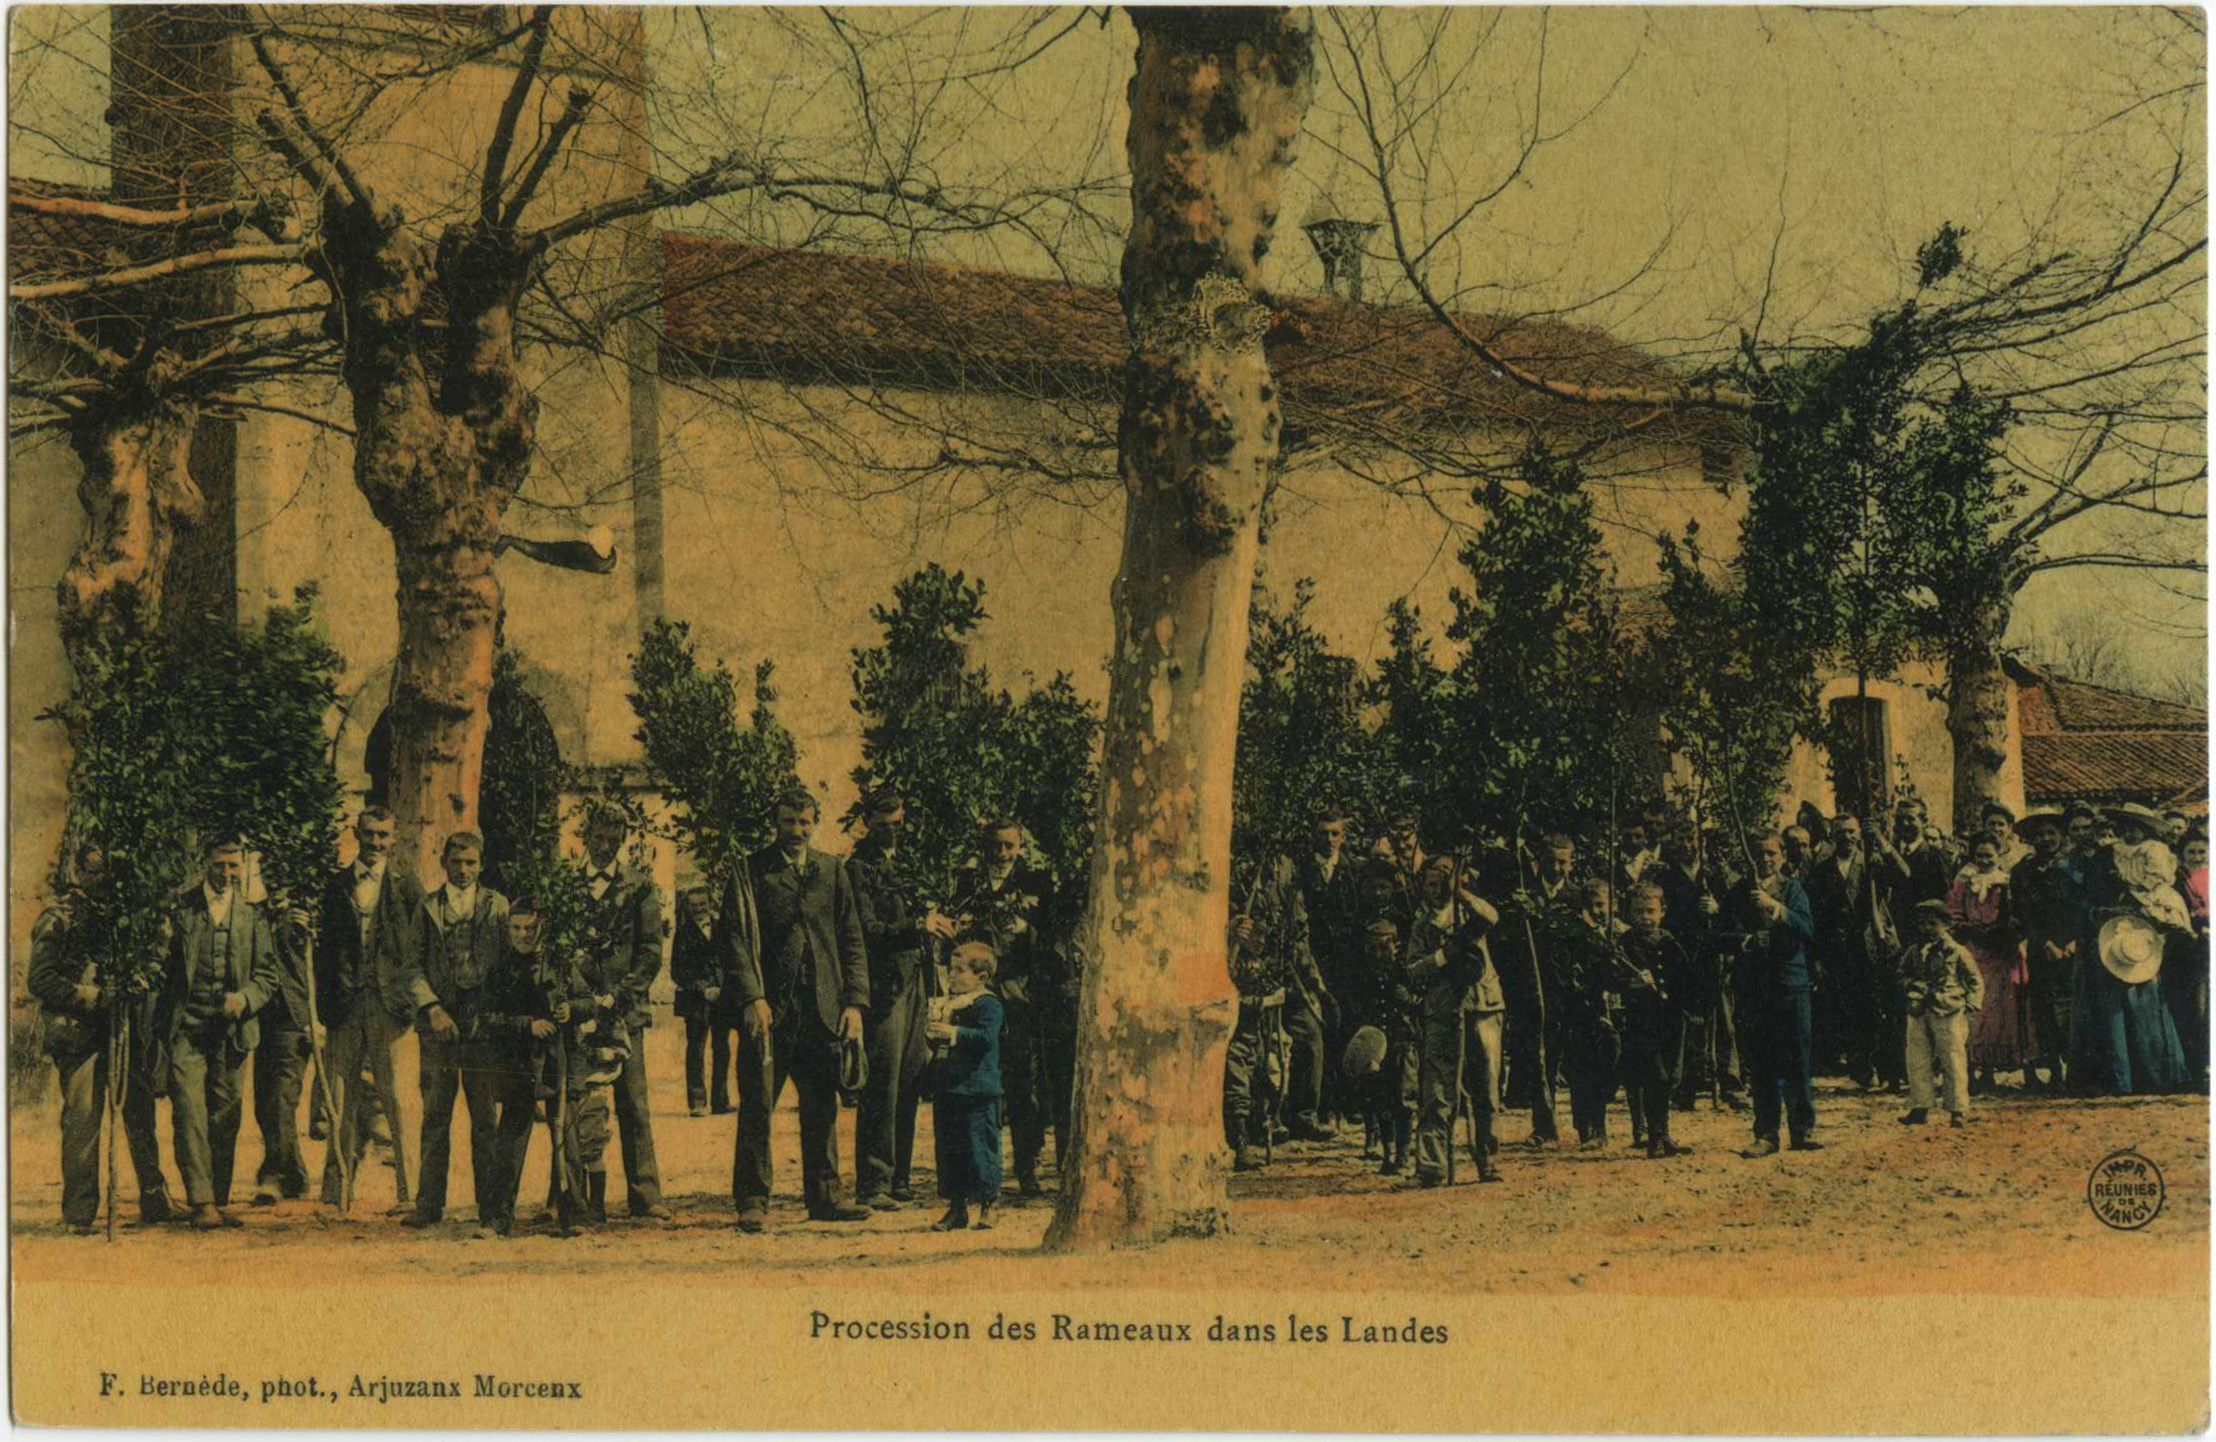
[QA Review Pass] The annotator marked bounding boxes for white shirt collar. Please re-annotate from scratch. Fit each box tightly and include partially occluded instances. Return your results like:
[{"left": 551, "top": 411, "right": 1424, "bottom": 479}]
[{"left": 447, "top": 883, "right": 478, "bottom": 914}]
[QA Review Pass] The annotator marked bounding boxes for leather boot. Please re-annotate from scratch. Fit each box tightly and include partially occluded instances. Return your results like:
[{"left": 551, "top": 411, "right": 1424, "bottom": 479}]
[{"left": 586, "top": 1171, "right": 608, "bottom": 1227}]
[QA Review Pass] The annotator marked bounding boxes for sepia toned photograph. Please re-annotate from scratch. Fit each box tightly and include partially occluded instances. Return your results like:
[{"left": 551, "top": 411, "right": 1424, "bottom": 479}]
[{"left": 5, "top": 3, "right": 2208, "bottom": 1432}]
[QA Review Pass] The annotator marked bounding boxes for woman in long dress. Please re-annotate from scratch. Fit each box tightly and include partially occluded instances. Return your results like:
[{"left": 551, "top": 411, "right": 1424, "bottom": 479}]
[
  {"left": 1949, "top": 834, "right": 2028, "bottom": 1087},
  {"left": 2069, "top": 807, "right": 2191, "bottom": 1094}
]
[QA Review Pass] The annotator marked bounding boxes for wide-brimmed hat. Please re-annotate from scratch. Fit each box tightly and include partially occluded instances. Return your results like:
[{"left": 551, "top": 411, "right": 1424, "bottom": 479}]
[
  {"left": 2098, "top": 913, "right": 2167, "bottom": 985},
  {"left": 2014, "top": 808, "right": 2067, "bottom": 839},
  {"left": 1340, "top": 1025, "right": 1388, "bottom": 1079},
  {"left": 2106, "top": 802, "right": 2169, "bottom": 837}
]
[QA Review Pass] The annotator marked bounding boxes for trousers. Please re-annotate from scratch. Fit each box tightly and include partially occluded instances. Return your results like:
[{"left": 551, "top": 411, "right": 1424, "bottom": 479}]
[
  {"left": 169, "top": 1027, "right": 246, "bottom": 1206},
  {"left": 54, "top": 1043, "right": 170, "bottom": 1225},
  {"left": 1744, "top": 985, "right": 1816, "bottom": 1143},
  {"left": 610, "top": 1025, "right": 664, "bottom": 1212},
  {"left": 1564, "top": 1017, "right": 1621, "bottom": 1142},
  {"left": 415, "top": 1032, "right": 502, "bottom": 1221},
  {"left": 1221, "top": 999, "right": 1280, "bottom": 1147},
  {"left": 1412, "top": 1007, "right": 1502, "bottom": 1178},
  {"left": 733, "top": 1014, "right": 845, "bottom": 1212},
  {"left": 1905, "top": 1009, "right": 1970, "bottom": 1115},
  {"left": 481, "top": 1061, "right": 541, "bottom": 1226},
  {"left": 252, "top": 1028, "right": 310, "bottom": 1196},
  {"left": 1620, "top": 1006, "right": 1682, "bottom": 1142},
  {"left": 320, "top": 1005, "right": 414, "bottom": 1207},
  {"left": 683, "top": 1013, "right": 736, "bottom": 1111},
  {"left": 1000, "top": 990, "right": 1045, "bottom": 1179},
  {"left": 1283, "top": 995, "right": 1326, "bottom": 1129},
  {"left": 856, "top": 969, "right": 928, "bottom": 1197}
]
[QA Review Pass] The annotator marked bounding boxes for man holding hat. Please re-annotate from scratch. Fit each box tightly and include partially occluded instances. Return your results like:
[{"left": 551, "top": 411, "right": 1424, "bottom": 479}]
[
  {"left": 2010, "top": 810, "right": 2078, "bottom": 1090},
  {"left": 2068, "top": 803, "right": 2191, "bottom": 1094},
  {"left": 726, "top": 782, "right": 871, "bottom": 1230},
  {"left": 848, "top": 787, "right": 936, "bottom": 1209}
]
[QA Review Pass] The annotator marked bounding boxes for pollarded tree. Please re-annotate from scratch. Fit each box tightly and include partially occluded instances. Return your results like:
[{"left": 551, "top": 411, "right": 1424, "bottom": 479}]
[{"left": 230, "top": 7, "right": 1089, "bottom": 877}]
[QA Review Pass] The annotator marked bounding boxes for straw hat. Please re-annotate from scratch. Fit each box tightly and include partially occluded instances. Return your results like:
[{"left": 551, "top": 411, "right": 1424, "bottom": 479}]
[
  {"left": 2098, "top": 913, "right": 2167, "bottom": 985},
  {"left": 2013, "top": 808, "right": 2066, "bottom": 839},
  {"left": 2106, "top": 802, "right": 2169, "bottom": 837}
]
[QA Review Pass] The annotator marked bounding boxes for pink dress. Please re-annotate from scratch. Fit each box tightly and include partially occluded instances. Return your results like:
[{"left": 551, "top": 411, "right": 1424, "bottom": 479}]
[{"left": 1949, "top": 873, "right": 2030, "bottom": 1072}]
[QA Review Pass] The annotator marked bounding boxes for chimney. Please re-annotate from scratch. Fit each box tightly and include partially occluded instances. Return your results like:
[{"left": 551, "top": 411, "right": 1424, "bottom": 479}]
[{"left": 1302, "top": 194, "right": 1380, "bottom": 303}]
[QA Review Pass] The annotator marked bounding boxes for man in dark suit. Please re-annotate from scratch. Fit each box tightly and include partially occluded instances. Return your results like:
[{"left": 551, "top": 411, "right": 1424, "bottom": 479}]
[
  {"left": 398, "top": 829, "right": 509, "bottom": 1227},
  {"left": 948, "top": 819, "right": 1060, "bottom": 1194},
  {"left": 1725, "top": 831, "right": 1820, "bottom": 1157},
  {"left": 579, "top": 806, "right": 670, "bottom": 1221},
  {"left": 1801, "top": 813, "right": 1897, "bottom": 1091},
  {"left": 723, "top": 784, "right": 871, "bottom": 1231},
  {"left": 29, "top": 844, "right": 173, "bottom": 1232},
  {"left": 315, "top": 806, "right": 425, "bottom": 1210},
  {"left": 671, "top": 881, "right": 732, "bottom": 1115},
  {"left": 1648, "top": 827, "right": 1737, "bottom": 1110},
  {"left": 1222, "top": 850, "right": 1316, "bottom": 1170},
  {"left": 249, "top": 898, "right": 315, "bottom": 1205},
  {"left": 162, "top": 836, "right": 284, "bottom": 1229},
  {"left": 1290, "top": 806, "right": 1359, "bottom": 1136},
  {"left": 849, "top": 788, "right": 935, "bottom": 1209}
]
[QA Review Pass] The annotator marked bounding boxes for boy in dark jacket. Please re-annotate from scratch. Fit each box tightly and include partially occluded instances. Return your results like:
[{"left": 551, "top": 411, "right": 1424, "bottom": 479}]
[
  {"left": 1619, "top": 882, "right": 1694, "bottom": 1158},
  {"left": 924, "top": 939, "right": 1004, "bottom": 1231}
]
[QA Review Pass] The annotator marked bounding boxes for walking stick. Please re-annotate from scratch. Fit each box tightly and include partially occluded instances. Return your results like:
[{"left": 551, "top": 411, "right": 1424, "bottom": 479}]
[
  {"left": 297, "top": 920, "right": 352, "bottom": 1213},
  {"left": 1447, "top": 849, "right": 1470, "bottom": 1186},
  {"left": 105, "top": 985, "right": 125, "bottom": 1243}
]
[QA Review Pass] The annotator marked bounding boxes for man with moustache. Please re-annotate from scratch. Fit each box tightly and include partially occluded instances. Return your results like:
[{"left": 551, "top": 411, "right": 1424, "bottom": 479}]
[
  {"left": 1647, "top": 826, "right": 1739, "bottom": 1111},
  {"left": 725, "top": 784, "right": 871, "bottom": 1232},
  {"left": 399, "top": 830, "right": 508, "bottom": 1229},
  {"left": 948, "top": 818, "right": 1062, "bottom": 1192},
  {"left": 2010, "top": 810, "right": 2078, "bottom": 1092},
  {"left": 1801, "top": 814, "right": 1898, "bottom": 1091},
  {"left": 315, "top": 806, "right": 426, "bottom": 1211}
]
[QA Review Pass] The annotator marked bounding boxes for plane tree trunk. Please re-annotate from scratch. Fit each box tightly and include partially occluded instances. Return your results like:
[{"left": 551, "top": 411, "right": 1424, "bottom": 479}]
[
  {"left": 57, "top": 393, "right": 206, "bottom": 674},
  {"left": 1946, "top": 600, "right": 2015, "bottom": 831},
  {"left": 1045, "top": 6, "right": 1312, "bottom": 1253},
  {"left": 316, "top": 195, "right": 540, "bottom": 879}
]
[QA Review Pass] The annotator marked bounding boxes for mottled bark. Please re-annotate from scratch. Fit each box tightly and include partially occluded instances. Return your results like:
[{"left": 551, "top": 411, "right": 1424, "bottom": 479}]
[
  {"left": 1046, "top": 6, "right": 1311, "bottom": 1253},
  {"left": 1947, "top": 610, "right": 2014, "bottom": 832},
  {"left": 321, "top": 198, "right": 538, "bottom": 879},
  {"left": 57, "top": 394, "right": 206, "bottom": 674}
]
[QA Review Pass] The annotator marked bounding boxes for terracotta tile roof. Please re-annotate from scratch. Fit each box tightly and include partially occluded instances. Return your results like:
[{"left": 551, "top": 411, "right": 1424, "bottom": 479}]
[
  {"left": 658, "top": 231, "right": 1748, "bottom": 445},
  {"left": 2014, "top": 661, "right": 2208, "bottom": 806}
]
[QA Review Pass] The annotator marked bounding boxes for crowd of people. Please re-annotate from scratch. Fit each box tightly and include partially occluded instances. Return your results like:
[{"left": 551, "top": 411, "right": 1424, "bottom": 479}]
[{"left": 25, "top": 780, "right": 2209, "bottom": 1239}]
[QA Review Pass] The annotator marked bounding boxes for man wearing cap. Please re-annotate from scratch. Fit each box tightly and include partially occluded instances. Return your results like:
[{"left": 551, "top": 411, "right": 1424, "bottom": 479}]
[
  {"left": 162, "top": 837, "right": 285, "bottom": 1229},
  {"left": 30, "top": 844, "right": 174, "bottom": 1232},
  {"left": 2010, "top": 810, "right": 2079, "bottom": 1091},
  {"left": 2069, "top": 804, "right": 2192, "bottom": 1094},
  {"left": 726, "top": 784, "right": 871, "bottom": 1230},
  {"left": 578, "top": 805, "right": 671, "bottom": 1221},
  {"left": 849, "top": 788, "right": 936, "bottom": 1209}
]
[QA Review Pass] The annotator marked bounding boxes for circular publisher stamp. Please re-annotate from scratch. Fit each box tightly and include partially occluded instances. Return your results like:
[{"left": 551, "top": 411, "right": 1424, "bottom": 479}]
[{"left": 2086, "top": 1149, "right": 2165, "bottom": 1230}]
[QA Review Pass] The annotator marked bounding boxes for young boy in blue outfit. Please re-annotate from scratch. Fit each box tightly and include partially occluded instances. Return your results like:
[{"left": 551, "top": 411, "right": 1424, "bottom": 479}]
[{"left": 925, "top": 939, "right": 1004, "bottom": 1231}]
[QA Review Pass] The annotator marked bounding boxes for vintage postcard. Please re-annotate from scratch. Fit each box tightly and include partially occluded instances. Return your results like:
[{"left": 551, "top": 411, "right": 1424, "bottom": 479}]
[{"left": 6, "top": 4, "right": 2208, "bottom": 1433}]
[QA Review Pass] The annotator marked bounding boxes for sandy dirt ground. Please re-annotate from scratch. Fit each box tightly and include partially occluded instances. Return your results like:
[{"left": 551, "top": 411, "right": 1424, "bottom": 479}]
[{"left": 11, "top": 1021, "right": 2207, "bottom": 1300}]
